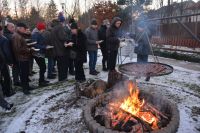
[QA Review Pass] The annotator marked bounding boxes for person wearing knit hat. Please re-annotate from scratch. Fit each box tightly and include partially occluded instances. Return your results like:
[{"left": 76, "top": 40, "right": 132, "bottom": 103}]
[
  {"left": 70, "top": 22, "right": 78, "bottom": 30},
  {"left": 91, "top": 18, "right": 98, "bottom": 25},
  {"left": 31, "top": 22, "right": 50, "bottom": 87},
  {"left": 58, "top": 12, "right": 65, "bottom": 23},
  {"left": 85, "top": 18, "right": 101, "bottom": 75},
  {"left": 69, "top": 23, "right": 87, "bottom": 82},
  {"left": 37, "top": 22, "right": 46, "bottom": 31}
]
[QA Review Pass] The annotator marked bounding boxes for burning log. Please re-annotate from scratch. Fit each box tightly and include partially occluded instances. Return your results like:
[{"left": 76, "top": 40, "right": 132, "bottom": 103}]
[{"left": 145, "top": 103, "right": 169, "bottom": 120}]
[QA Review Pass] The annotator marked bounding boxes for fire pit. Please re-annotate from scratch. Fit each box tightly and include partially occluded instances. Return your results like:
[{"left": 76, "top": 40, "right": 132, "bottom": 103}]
[{"left": 83, "top": 80, "right": 179, "bottom": 133}]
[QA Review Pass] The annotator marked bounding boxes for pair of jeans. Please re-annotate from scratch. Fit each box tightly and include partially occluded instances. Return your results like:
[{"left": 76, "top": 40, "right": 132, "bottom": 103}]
[
  {"left": 48, "top": 58, "right": 55, "bottom": 77},
  {"left": 56, "top": 56, "right": 69, "bottom": 81},
  {"left": 34, "top": 56, "right": 46, "bottom": 82},
  {"left": 108, "top": 50, "right": 118, "bottom": 71},
  {"left": 88, "top": 51, "right": 97, "bottom": 72},
  {"left": 19, "top": 61, "right": 30, "bottom": 90},
  {"left": 137, "top": 54, "right": 148, "bottom": 63}
]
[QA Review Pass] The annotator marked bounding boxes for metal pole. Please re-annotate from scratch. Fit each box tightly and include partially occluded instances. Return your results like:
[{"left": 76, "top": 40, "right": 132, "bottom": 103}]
[
  {"left": 175, "top": 18, "right": 200, "bottom": 44},
  {"left": 131, "top": 0, "right": 134, "bottom": 32},
  {"left": 146, "top": 13, "right": 200, "bottom": 22}
]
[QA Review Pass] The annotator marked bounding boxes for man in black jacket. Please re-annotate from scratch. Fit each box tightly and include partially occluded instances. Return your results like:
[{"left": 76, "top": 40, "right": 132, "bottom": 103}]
[
  {"left": 106, "top": 17, "right": 122, "bottom": 71},
  {"left": 98, "top": 19, "right": 110, "bottom": 71},
  {"left": 4, "top": 23, "right": 21, "bottom": 87},
  {"left": 0, "top": 25, "right": 15, "bottom": 97},
  {"left": 51, "top": 19, "right": 69, "bottom": 81},
  {"left": 69, "top": 23, "right": 87, "bottom": 82},
  {"left": 0, "top": 27, "right": 13, "bottom": 110}
]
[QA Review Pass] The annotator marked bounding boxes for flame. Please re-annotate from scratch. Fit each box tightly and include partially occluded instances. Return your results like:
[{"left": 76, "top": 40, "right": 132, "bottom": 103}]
[{"left": 109, "top": 81, "right": 159, "bottom": 130}]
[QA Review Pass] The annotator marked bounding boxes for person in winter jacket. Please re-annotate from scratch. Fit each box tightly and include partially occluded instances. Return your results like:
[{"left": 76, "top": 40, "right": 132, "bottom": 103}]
[
  {"left": 98, "top": 19, "right": 110, "bottom": 71},
  {"left": 69, "top": 22, "right": 87, "bottom": 82},
  {"left": 42, "top": 23, "right": 56, "bottom": 79},
  {"left": 85, "top": 18, "right": 101, "bottom": 75},
  {"left": 51, "top": 19, "right": 69, "bottom": 81},
  {"left": 134, "top": 20, "right": 151, "bottom": 81},
  {"left": 64, "top": 18, "right": 75, "bottom": 76},
  {"left": 31, "top": 22, "right": 50, "bottom": 86},
  {"left": 0, "top": 30, "right": 13, "bottom": 110},
  {"left": 4, "top": 23, "right": 21, "bottom": 86},
  {"left": 106, "top": 17, "right": 122, "bottom": 71},
  {"left": 0, "top": 25, "right": 15, "bottom": 97},
  {"left": 12, "top": 23, "right": 34, "bottom": 95}
]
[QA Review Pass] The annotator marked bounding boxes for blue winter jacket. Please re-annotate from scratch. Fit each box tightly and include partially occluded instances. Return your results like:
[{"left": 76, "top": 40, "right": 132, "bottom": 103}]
[{"left": 31, "top": 28, "right": 46, "bottom": 54}]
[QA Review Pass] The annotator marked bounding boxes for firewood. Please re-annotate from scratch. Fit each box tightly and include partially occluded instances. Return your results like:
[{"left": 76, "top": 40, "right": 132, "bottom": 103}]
[
  {"left": 145, "top": 103, "right": 169, "bottom": 120},
  {"left": 131, "top": 123, "right": 144, "bottom": 133}
]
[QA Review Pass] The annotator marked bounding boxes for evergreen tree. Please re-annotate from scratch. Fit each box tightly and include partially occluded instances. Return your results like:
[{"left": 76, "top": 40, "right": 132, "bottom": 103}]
[
  {"left": 29, "top": 7, "right": 44, "bottom": 29},
  {"left": 45, "top": 0, "right": 58, "bottom": 22}
]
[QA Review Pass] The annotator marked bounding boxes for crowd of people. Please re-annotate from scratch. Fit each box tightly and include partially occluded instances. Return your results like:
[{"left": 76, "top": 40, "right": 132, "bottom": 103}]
[{"left": 0, "top": 14, "right": 124, "bottom": 111}]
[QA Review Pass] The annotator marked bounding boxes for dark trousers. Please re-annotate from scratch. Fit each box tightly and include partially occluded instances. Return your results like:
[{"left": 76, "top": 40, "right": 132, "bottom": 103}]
[
  {"left": 29, "top": 57, "right": 34, "bottom": 74},
  {"left": 19, "top": 61, "right": 30, "bottom": 89},
  {"left": 56, "top": 56, "right": 69, "bottom": 81},
  {"left": 68, "top": 58, "right": 75, "bottom": 74},
  {"left": 34, "top": 57, "right": 46, "bottom": 82},
  {"left": 0, "top": 84, "right": 9, "bottom": 109},
  {"left": 75, "top": 60, "right": 85, "bottom": 81},
  {"left": 108, "top": 50, "right": 118, "bottom": 71},
  {"left": 1, "top": 64, "right": 13, "bottom": 96},
  {"left": 48, "top": 57, "right": 55, "bottom": 77},
  {"left": 137, "top": 54, "right": 148, "bottom": 63},
  {"left": 12, "top": 63, "right": 20, "bottom": 83},
  {"left": 88, "top": 51, "right": 97, "bottom": 72},
  {"left": 100, "top": 47, "right": 108, "bottom": 68}
]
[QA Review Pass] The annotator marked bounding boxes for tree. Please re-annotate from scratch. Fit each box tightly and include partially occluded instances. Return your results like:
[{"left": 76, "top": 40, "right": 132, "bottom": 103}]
[
  {"left": 18, "top": 0, "right": 29, "bottom": 19},
  {"left": 45, "top": 0, "right": 58, "bottom": 22},
  {"left": 28, "top": 7, "right": 44, "bottom": 29},
  {"left": 93, "top": 1, "right": 120, "bottom": 25},
  {"left": 0, "top": 0, "right": 10, "bottom": 19}
]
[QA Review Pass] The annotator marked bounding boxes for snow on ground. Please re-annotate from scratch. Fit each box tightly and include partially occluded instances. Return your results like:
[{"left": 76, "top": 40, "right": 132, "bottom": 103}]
[{"left": 0, "top": 50, "right": 200, "bottom": 133}]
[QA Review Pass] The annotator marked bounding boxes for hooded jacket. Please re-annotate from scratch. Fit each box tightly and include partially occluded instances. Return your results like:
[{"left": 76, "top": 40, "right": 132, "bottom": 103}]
[{"left": 106, "top": 17, "right": 122, "bottom": 51}]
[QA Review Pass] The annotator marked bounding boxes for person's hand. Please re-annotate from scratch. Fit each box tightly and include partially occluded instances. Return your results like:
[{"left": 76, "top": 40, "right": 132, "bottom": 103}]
[
  {"left": 9, "top": 64, "right": 13, "bottom": 67},
  {"left": 64, "top": 42, "right": 73, "bottom": 47},
  {"left": 31, "top": 47, "right": 40, "bottom": 52},
  {"left": 46, "top": 45, "right": 54, "bottom": 49},
  {"left": 96, "top": 40, "right": 103, "bottom": 44}
]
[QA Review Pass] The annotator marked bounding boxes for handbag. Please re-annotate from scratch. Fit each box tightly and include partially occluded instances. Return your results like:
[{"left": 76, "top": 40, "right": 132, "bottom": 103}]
[{"left": 70, "top": 50, "right": 77, "bottom": 59}]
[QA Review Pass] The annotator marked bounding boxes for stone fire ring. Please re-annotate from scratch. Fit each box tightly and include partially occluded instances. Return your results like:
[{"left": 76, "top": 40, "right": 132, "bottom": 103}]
[{"left": 83, "top": 90, "right": 180, "bottom": 133}]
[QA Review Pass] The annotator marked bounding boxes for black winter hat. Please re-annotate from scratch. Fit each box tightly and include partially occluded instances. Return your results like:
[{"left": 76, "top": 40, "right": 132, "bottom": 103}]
[
  {"left": 16, "top": 22, "right": 27, "bottom": 28},
  {"left": 91, "top": 19, "right": 97, "bottom": 25},
  {"left": 70, "top": 22, "right": 78, "bottom": 29}
]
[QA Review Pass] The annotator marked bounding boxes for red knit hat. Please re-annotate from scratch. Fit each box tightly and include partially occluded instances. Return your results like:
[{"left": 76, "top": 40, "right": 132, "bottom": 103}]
[{"left": 37, "top": 22, "right": 46, "bottom": 31}]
